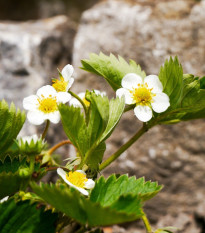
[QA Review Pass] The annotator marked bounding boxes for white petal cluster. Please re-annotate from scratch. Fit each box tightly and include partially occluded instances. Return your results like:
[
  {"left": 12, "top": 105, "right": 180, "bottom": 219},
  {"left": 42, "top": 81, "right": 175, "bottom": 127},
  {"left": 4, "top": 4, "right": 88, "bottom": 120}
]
[
  {"left": 116, "top": 73, "right": 170, "bottom": 122},
  {"left": 0, "top": 196, "right": 9, "bottom": 203},
  {"left": 23, "top": 85, "right": 71, "bottom": 125},
  {"left": 70, "top": 90, "right": 106, "bottom": 108},
  {"left": 57, "top": 168, "right": 95, "bottom": 196}
]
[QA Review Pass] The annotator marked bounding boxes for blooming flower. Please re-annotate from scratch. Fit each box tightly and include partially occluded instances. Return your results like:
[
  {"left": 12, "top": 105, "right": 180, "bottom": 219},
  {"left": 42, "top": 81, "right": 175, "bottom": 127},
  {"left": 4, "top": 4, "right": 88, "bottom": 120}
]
[
  {"left": 70, "top": 90, "right": 106, "bottom": 108},
  {"left": 57, "top": 168, "right": 95, "bottom": 196},
  {"left": 23, "top": 85, "right": 71, "bottom": 125},
  {"left": 116, "top": 73, "right": 170, "bottom": 122},
  {"left": 52, "top": 64, "right": 74, "bottom": 92}
]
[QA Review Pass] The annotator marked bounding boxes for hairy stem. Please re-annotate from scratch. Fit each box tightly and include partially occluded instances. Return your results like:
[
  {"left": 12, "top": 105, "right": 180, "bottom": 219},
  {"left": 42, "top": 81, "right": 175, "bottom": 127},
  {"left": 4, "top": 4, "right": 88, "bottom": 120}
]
[
  {"left": 42, "top": 120, "right": 50, "bottom": 139},
  {"left": 142, "top": 213, "right": 152, "bottom": 233},
  {"left": 68, "top": 90, "right": 88, "bottom": 115},
  {"left": 46, "top": 166, "right": 70, "bottom": 172},
  {"left": 99, "top": 123, "right": 148, "bottom": 171},
  {"left": 48, "top": 140, "right": 73, "bottom": 155}
]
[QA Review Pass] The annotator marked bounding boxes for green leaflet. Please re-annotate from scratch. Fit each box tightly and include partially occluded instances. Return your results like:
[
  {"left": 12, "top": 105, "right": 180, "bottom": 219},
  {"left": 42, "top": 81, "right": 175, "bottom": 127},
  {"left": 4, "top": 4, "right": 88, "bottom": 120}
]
[
  {"left": 81, "top": 53, "right": 146, "bottom": 91},
  {"left": 158, "top": 57, "right": 183, "bottom": 109},
  {"left": 58, "top": 104, "right": 89, "bottom": 157},
  {"left": 90, "top": 175, "right": 162, "bottom": 205},
  {"left": 0, "top": 199, "right": 57, "bottom": 233},
  {"left": 31, "top": 182, "right": 143, "bottom": 227},
  {"left": 0, "top": 156, "right": 31, "bottom": 199},
  {"left": 0, "top": 100, "right": 25, "bottom": 160}
]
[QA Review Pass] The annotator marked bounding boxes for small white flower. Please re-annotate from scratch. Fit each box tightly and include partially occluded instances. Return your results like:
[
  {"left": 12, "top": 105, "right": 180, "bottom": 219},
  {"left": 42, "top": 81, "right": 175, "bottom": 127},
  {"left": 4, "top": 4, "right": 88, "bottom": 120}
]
[
  {"left": 52, "top": 64, "right": 74, "bottom": 92},
  {"left": 23, "top": 85, "right": 71, "bottom": 125},
  {"left": 70, "top": 90, "right": 106, "bottom": 108},
  {"left": 0, "top": 196, "right": 9, "bottom": 203},
  {"left": 57, "top": 168, "right": 95, "bottom": 196},
  {"left": 116, "top": 73, "right": 170, "bottom": 122}
]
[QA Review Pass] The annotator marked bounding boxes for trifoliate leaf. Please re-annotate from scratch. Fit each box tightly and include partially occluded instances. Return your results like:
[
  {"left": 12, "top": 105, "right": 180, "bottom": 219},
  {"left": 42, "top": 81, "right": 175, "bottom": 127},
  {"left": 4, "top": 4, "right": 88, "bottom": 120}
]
[
  {"left": 0, "top": 199, "right": 57, "bottom": 233},
  {"left": 0, "top": 100, "right": 25, "bottom": 160},
  {"left": 90, "top": 175, "right": 162, "bottom": 204},
  {"left": 31, "top": 182, "right": 143, "bottom": 227},
  {"left": 81, "top": 53, "right": 146, "bottom": 91}
]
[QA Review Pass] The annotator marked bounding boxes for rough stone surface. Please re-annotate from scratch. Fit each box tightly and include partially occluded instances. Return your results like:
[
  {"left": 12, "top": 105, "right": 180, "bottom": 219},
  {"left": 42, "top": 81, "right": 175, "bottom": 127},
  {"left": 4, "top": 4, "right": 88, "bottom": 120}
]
[{"left": 72, "top": 1, "right": 205, "bottom": 232}]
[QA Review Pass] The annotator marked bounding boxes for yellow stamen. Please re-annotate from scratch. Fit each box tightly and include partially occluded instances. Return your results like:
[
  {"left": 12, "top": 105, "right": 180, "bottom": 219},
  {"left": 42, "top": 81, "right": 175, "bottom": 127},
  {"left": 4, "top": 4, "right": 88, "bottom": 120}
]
[
  {"left": 52, "top": 77, "right": 68, "bottom": 92},
  {"left": 38, "top": 95, "right": 58, "bottom": 113},
  {"left": 66, "top": 171, "right": 88, "bottom": 188},
  {"left": 131, "top": 84, "right": 155, "bottom": 106},
  {"left": 82, "top": 97, "right": 90, "bottom": 107}
]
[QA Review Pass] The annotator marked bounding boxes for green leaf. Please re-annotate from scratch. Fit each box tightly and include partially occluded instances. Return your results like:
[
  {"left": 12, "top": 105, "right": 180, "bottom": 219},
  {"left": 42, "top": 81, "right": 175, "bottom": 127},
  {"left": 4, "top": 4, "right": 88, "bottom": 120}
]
[
  {"left": 58, "top": 104, "right": 89, "bottom": 157},
  {"left": 86, "top": 142, "right": 106, "bottom": 170},
  {"left": 0, "top": 199, "right": 57, "bottom": 233},
  {"left": 81, "top": 53, "right": 146, "bottom": 91},
  {"left": 90, "top": 175, "right": 162, "bottom": 204},
  {"left": 31, "top": 182, "right": 143, "bottom": 227},
  {"left": 158, "top": 57, "right": 183, "bottom": 109},
  {"left": 0, "top": 156, "right": 31, "bottom": 199},
  {"left": 0, "top": 100, "right": 25, "bottom": 160}
]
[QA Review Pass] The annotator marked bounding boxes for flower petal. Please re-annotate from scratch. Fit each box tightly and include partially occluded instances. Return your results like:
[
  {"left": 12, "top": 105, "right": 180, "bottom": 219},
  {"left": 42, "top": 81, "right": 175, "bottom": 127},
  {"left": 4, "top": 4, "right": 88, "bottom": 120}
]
[
  {"left": 37, "top": 85, "right": 57, "bottom": 98},
  {"left": 62, "top": 64, "right": 74, "bottom": 81},
  {"left": 23, "top": 95, "right": 38, "bottom": 110},
  {"left": 84, "top": 179, "right": 95, "bottom": 189},
  {"left": 151, "top": 92, "right": 170, "bottom": 113},
  {"left": 70, "top": 98, "right": 83, "bottom": 108},
  {"left": 93, "top": 90, "right": 106, "bottom": 97},
  {"left": 27, "top": 111, "right": 45, "bottom": 125},
  {"left": 66, "top": 77, "right": 74, "bottom": 90},
  {"left": 144, "top": 75, "right": 163, "bottom": 93},
  {"left": 0, "top": 196, "right": 9, "bottom": 203},
  {"left": 46, "top": 111, "right": 60, "bottom": 124},
  {"left": 122, "top": 73, "right": 143, "bottom": 90},
  {"left": 116, "top": 88, "right": 135, "bottom": 105},
  {"left": 134, "top": 105, "right": 152, "bottom": 122},
  {"left": 57, "top": 168, "right": 89, "bottom": 196},
  {"left": 76, "top": 170, "right": 86, "bottom": 175},
  {"left": 57, "top": 92, "right": 71, "bottom": 104}
]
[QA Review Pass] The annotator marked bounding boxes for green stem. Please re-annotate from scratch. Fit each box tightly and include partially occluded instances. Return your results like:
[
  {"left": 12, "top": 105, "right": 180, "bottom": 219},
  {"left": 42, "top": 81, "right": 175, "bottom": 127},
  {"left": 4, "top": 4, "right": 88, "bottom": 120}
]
[
  {"left": 142, "top": 213, "right": 152, "bottom": 233},
  {"left": 42, "top": 120, "right": 50, "bottom": 139},
  {"left": 68, "top": 90, "right": 88, "bottom": 115},
  {"left": 29, "top": 156, "right": 35, "bottom": 174},
  {"left": 99, "top": 123, "right": 148, "bottom": 171}
]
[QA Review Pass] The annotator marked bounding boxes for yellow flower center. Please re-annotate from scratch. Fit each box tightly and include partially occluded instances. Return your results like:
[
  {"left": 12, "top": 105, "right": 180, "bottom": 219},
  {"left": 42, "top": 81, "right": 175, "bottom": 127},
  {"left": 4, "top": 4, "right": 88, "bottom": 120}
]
[
  {"left": 66, "top": 171, "right": 88, "bottom": 188},
  {"left": 131, "top": 83, "right": 155, "bottom": 106},
  {"left": 38, "top": 95, "right": 58, "bottom": 113},
  {"left": 82, "top": 97, "right": 90, "bottom": 107},
  {"left": 52, "top": 77, "right": 68, "bottom": 92}
]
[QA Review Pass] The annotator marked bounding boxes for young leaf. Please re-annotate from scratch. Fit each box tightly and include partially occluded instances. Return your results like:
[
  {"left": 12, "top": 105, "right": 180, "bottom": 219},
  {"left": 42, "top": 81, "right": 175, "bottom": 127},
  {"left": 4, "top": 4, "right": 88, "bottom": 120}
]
[
  {"left": 158, "top": 57, "right": 183, "bottom": 109},
  {"left": 0, "top": 100, "right": 25, "bottom": 160},
  {"left": 0, "top": 199, "right": 57, "bottom": 233},
  {"left": 31, "top": 182, "right": 143, "bottom": 226},
  {"left": 81, "top": 53, "right": 146, "bottom": 91},
  {"left": 58, "top": 104, "right": 89, "bottom": 157}
]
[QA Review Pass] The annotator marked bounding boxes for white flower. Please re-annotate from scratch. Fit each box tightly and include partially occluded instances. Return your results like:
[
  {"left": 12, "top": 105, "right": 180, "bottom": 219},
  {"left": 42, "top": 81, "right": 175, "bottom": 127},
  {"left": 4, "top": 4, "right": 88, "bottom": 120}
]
[
  {"left": 52, "top": 64, "right": 74, "bottom": 92},
  {"left": 23, "top": 85, "right": 71, "bottom": 125},
  {"left": 70, "top": 90, "right": 106, "bottom": 108},
  {"left": 57, "top": 168, "right": 95, "bottom": 196},
  {"left": 0, "top": 196, "right": 9, "bottom": 203},
  {"left": 116, "top": 73, "right": 170, "bottom": 122}
]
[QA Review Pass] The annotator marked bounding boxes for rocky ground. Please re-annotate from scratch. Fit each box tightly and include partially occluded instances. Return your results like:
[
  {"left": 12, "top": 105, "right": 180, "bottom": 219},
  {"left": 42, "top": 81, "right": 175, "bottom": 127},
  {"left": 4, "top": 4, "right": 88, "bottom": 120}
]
[{"left": 0, "top": 0, "right": 205, "bottom": 232}]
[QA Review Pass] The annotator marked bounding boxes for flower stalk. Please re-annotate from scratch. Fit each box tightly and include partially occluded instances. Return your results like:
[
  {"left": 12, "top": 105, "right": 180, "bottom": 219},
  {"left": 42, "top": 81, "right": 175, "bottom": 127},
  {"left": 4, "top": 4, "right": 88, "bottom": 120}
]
[
  {"left": 142, "top": 213, "right": 152, "bottom": 233},
  {"left": 99, "top": 123, "right": 148, "bottom": 171},
  {"left": 48, "top": 140, "right": 73, "bottom": 155},
  {"left": 42, "top": 120, "right": 50, "bottom": 139}
]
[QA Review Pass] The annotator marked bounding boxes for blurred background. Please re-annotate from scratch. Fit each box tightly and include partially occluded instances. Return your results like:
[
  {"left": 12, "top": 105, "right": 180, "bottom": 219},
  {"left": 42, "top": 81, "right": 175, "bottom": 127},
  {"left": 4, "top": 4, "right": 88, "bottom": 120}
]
[{"left": 0, "top": 0, "right": 205, "bottom": 232}]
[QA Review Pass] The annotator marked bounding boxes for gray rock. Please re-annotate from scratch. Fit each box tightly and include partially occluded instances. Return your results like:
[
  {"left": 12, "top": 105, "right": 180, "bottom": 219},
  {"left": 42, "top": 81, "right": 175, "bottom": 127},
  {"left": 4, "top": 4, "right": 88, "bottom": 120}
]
[
  {"left": 73, "top": 1, "right": 205, "bottom": 232},
  {"left": 0, "top": 15, "right": 76, "bottom": 108}
]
